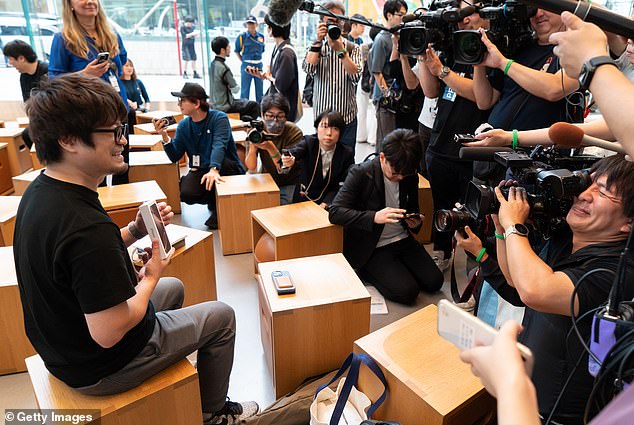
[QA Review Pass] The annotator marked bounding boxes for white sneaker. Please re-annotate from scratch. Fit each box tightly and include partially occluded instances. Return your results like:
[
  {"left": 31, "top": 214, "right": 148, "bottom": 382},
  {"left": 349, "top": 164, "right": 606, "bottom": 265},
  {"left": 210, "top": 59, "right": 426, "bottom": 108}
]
[{"left": 432, "top": 250, "right": 451, "bottom": 272}]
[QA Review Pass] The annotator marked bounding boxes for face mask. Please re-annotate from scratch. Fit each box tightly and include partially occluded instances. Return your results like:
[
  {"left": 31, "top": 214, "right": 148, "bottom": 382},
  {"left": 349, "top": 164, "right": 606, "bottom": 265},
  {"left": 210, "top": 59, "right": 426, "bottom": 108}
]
[{"left": 264, "top": 120, "right": 284, "bottom": 135}]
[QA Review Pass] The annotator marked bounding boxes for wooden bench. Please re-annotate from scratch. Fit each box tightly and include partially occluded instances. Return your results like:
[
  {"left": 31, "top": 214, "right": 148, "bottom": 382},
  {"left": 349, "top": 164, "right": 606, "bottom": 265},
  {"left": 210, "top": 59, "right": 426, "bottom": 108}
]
[
  {"left": 97, "top": 180, "right": 167, "bottom": 228},
  {"left": 216, "top": 174, "right": 279, "bottom": 255},
  {"left": 0, "top": 128, "right": 32, "bottom": 177},
  {"left": 258, "top": 253, "right": 370, "bottom": 397},
  {"left": 0, "top": 196, "right": 21, "bottom": 246},
  {"left": 353, "top": 305, "right": 495, "bottom": 425},
  {"left": 0, "top": 246, "right": 36, "bottom": 375},
  {"left": 129, "top": 224, "right": 217, "bottom": 306},
  {"left": 26, "top": 355, "right": 202, "bottom": 425},
  {"left": 129, "top": 151, "right": 181, "bottom": 214},
  {"left": 251, "top": 201, "right": 343, "bottom": 272},
  {"left": 0, "top": 143, "right": 13, "bottom": 194}
]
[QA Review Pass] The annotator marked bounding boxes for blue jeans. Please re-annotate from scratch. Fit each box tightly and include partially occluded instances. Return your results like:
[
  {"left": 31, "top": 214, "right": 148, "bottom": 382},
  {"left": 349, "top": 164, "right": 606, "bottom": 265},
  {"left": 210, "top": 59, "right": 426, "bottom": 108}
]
[
  {"left": 240, "top": 62, "right": 263, "bottom": 101},
  {"left": 340, "top": 118, "right": 358, "bottom": 157}
]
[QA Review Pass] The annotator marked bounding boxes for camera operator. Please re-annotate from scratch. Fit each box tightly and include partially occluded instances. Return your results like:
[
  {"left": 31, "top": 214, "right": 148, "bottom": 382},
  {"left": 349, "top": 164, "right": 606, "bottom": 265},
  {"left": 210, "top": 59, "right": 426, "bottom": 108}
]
[
  {"left": 459, "top": 154, "right": 634, "bottom": 423},
  {"left": 245, "top": 93, "right": 303, "bottom": 205},
  {"left": 400, "top": 1, "right": 490, "bottom": 269},
  {"left": 369, "top": 0, "right": 407, "bottom": 149},
  {"left": 303, "top": 1, "right": 362, "bottom": 153},
  {"left": 472, "top": 8, "right": 579, "bottom": 183},
  {"left": 280, "top": 110, "right": 353, "bottom": 208},
  {"left": 549, "top": 12, "right": 634, "bottom": 158}
]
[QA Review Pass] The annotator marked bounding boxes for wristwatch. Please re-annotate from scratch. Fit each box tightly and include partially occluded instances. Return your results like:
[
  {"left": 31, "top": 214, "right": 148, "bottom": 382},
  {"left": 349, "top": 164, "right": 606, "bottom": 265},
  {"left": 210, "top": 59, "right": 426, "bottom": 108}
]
[
  {"left": 505, "top": 223, "right": 529, "bottom": 240},
  {"left": 577, "top": 56, "right": 618, "bottom": 91},
  {"left": 437, "top": 66, "right": 450, "bottom": 80},
  {"left": 337, "top": 48, "right": 347, "bottom": 59}
]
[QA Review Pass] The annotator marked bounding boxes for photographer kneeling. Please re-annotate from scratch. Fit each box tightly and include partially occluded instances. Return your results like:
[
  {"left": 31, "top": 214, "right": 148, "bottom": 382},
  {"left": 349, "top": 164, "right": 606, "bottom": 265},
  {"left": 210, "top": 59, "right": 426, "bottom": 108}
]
[{"left": 458, "top": 154, "right": 634, "bottom": 424}]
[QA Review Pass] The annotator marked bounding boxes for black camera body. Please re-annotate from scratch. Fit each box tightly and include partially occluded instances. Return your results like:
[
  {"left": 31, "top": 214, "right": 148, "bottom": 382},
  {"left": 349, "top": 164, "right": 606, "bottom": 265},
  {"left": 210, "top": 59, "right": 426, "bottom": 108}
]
[
  {"left": 397, "top": 3, "right": 462, "bottom": 56},
  {"left": 245, "top": 119, "right": 274, "bottom": 144},
  {"left": 327, "top": 24, "right": 342, "bottom": 40}
]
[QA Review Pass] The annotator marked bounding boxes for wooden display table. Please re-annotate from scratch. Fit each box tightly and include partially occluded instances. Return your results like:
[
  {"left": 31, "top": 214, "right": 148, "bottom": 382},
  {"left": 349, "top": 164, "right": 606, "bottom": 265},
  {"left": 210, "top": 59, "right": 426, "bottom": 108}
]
[
  {"left": 129, "top": 224, "right": 216, "bottom": 306},
  {"left": 0, "top": 128, "right": 32, "bottom": 176},
  {"left": 134, "top": 122, "right": 177, "bottom": 137},
  {"left": 135, "top": 110, "right": 183, "bottom": 125},
  {"left": 258, "top": 254, "right": 371, "bottom": 397},
  {"left": 129, "top": 151, "right": 181, "bottom": 214},
  {"left": 98, "top": 180, "right": 167, "bottom": 228},
  {"left": 415, "top": 174, "right": 434, "bottom": 244},
  {"left": 26, "top": 355, "right": 202, "bottom": 425},
  {"left": 251, "top": 201, "right": 343, "bottom": 272},
  {"left": 0, "top": 143, "right": 13, "bottom": 194},
  {"left": 353, "top": 305, "right": 495, "bottom": 425},
  {"left": 30, "top": 144, "right": 44, "bottom": 170},
  {"left": 16, "top": 116, "right": 29, "bottom": 128},
  {"left": 0, "top": 247, "right": 36, "bottom": 374},
  {"left": 0, "top": 196, "right": 21, "bottom": 246},
  {"left": 12, "top": 168, "right": 41, "bottom": 195},
  {"left": 216, "top": 174, "right": 279, "bottom": 255},
  {"left": 128, "top": 134, "right": 164, "bottom": 151}
]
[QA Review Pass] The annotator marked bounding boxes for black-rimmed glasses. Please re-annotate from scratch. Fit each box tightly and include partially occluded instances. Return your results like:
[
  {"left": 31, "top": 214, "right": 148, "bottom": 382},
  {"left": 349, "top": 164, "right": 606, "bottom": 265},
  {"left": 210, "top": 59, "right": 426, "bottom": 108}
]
[{"left": 93, "top": 123, "right": 127, "bottom": 144}]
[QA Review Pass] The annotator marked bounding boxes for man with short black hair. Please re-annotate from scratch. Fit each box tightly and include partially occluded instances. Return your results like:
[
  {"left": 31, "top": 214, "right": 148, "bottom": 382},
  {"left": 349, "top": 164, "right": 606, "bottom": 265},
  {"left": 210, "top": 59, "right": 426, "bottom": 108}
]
[
  {"left": 15, "top": 74, "right": 258, "bottom": 425},
  {"left": 2, "top": 39, "right": 48, "bottom": 101},
  {"left": 329, "top": 129, "right": 443, "bottom": 304},
  {"left": 153, "top": 82, "right": 245, "bottom": 229}
]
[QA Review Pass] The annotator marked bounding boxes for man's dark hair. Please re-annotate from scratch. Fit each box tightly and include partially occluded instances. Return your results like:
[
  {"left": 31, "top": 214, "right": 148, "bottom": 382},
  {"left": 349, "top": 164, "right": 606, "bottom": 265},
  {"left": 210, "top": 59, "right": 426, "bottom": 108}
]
[
  {"left": 182, "top": 96, "right": 210, "bottom": 112},
  {"left": 383, "top": 0, "right": 407, "bottom": 19},
  {"left": 381, "top": 128, "right": 421, "bottom": 176},
  {"left": 2, "top": 40, "right": 37, "bottom": 63},
  {"left": 590, "top": 154, "right": 634, "bottom": 218},
  {"left": 211, "top": 36, "right": 230, "bottom": 54},
  {"left": 314, "top": 109, "right": 345, "bottom": 134},
  {"left": 261, "top": 93, "right": 290, "bottom": 115},
  {"left": 25, "top": 74, "right": 127, "bottom": 164},
  {"left": 264, "top": 15, "right": 291, "bottom": 40}
]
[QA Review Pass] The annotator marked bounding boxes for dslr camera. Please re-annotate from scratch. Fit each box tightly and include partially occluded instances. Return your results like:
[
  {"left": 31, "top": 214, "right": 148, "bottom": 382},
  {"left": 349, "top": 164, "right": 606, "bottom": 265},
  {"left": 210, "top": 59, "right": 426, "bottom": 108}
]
[
  {"left": 397, "top": 1, "right": 463, "bottom": 56},
  {"left": 243, "top": 118, "right": 274, "bottom": 144}
]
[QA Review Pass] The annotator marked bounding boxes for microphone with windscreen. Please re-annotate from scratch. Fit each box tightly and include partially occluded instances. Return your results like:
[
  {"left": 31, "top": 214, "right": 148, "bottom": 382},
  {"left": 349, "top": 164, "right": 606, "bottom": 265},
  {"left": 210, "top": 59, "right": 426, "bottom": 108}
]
[{"left": 547, "top": 122, "right": 626, "bottom": 153}]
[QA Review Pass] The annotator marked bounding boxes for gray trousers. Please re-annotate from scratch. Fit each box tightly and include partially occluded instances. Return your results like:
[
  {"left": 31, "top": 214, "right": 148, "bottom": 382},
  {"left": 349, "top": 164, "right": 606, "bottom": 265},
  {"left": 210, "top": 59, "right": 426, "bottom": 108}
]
[
  {"left": 375, "top": 106, "right": 396, "bottom": 153},
  {"left": 76, "top": 278, "right": 236, "bottom": 415}
]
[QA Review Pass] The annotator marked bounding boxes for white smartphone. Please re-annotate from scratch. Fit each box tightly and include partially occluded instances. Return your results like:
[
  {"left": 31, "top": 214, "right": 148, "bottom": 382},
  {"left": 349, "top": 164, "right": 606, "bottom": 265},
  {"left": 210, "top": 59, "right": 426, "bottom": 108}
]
[
  {"left": 437, "top": 299, "right": 534, "bottom": 376},
  {"left": 139, "top": 200, "right": 171, "bottom": 260}
]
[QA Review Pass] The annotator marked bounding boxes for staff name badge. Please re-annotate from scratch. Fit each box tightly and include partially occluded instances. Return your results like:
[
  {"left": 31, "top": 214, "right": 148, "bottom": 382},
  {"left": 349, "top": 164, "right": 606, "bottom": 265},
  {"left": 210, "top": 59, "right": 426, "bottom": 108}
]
[
  {"left": 192, "top": 155, "right": 200, "bottom": 167},
  {"left": 442, "top": 85, "right": 457, "bottom": 102},
  {"left": 108, "top": 73, "right": 120, "bottom": 92}
]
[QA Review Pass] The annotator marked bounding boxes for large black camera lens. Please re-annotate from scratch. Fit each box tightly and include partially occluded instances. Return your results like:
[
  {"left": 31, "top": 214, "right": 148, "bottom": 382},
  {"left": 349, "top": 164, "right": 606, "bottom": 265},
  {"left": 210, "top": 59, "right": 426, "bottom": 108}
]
[
  {"left": 327, "top": 24, "right": 341, "bottom": 40},
  {"left": 247, "top": 129, "right": 263, "bottom": 144},
  {"left": 399, "top": 26, "right": 427, "bottom": 56},
  {"left": 453, "top": 30, "right": 487, "bottom": 65},
  {"left": 434, "top": 209, "right": 475, "bottom": 233}
]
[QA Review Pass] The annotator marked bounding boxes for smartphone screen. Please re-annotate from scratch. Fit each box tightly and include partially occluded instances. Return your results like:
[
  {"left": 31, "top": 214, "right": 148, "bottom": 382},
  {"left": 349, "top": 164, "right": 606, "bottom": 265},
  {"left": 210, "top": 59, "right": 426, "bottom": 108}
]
[{"left": 149, "top": 203, "right": 171, "bottom": 251}]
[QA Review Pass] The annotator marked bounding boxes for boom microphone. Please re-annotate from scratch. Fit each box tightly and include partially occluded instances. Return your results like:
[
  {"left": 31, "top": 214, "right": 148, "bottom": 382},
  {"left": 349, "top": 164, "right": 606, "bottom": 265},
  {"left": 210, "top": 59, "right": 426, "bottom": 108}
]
[
  {"left": 268, "top": 0, "right": 304, "bottom": 27},
  {"left": 521, "top": 0, "right": 634, "bottom": 40},
  {"left": 459, "top": 146, "right": 514, "bottom": 161},
  {"left": 548, "top": 122, "right": 626, "bottom": 153}
]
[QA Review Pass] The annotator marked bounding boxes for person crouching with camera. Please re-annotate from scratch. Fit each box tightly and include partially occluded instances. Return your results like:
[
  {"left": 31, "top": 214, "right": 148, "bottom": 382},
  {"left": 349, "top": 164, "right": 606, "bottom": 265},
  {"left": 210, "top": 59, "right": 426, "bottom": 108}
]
[
  {"left": 455, "top": 154, "right": 634, "bottom": 424},
  {"left": 245, "top": 93, "right": 303, "bottom": 205},
  {"left": 153, "top": 83, "right": 245, "bottom": 229},
  {"left": 280, "top": 110, "right": 354, "bottom": 209},
  {"left": 329, "top": 129, "right": 443, "bottom": 305}
]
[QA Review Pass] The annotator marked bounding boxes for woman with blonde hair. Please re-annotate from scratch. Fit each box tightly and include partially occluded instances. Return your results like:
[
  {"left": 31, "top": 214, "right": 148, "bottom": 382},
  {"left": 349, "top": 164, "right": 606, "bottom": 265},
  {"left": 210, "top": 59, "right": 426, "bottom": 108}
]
[{"left": 49, "top": 0, "right": 130, "bottom": 183}]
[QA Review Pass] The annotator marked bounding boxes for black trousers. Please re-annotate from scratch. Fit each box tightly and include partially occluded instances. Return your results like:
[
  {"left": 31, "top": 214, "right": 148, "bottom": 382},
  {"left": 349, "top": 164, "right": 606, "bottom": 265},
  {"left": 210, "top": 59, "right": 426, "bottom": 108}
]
[
  {"left": 179, "top": 159, "right": 243, "bottom": 212},
  {"left": 425, "top": 151, "right": 473, "bottom": 257},
  {"left": 360, "top": 236, "right": 443, "bottom": 305},
  {"left": 418, "top": 123, "right": 431, "bottom": 178}
]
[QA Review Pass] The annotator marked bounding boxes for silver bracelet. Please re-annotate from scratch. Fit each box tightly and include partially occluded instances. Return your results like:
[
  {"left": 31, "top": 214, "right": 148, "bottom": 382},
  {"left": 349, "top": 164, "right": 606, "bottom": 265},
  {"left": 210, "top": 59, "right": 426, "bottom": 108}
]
[{"left": 127, "top": 221, "right": 145, "bottom": 240}]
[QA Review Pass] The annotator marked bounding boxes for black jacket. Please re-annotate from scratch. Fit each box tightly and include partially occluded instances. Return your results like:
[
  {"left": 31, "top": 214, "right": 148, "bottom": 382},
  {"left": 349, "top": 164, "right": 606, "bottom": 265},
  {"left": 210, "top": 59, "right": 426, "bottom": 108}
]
[
  {"left": 289, "top": 135, "right": 354, "bottom": 205},
  {"left": 329, "top": 157, "right": 420, "bottom": 269}
]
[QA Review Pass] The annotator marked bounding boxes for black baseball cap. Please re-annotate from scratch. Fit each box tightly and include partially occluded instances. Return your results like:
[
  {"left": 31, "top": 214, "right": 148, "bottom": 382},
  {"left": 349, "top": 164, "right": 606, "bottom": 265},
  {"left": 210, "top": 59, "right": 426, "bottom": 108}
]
[{"left": 171, "top": 83, "right": 208, "bottom": 99}]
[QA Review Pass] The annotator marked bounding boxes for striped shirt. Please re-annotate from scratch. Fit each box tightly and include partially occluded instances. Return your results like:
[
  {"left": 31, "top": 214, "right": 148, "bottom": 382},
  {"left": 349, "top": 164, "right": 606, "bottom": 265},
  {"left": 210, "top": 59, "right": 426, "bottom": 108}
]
[{"left": 303, "top": 40, "right": 362, "bottom": 125}]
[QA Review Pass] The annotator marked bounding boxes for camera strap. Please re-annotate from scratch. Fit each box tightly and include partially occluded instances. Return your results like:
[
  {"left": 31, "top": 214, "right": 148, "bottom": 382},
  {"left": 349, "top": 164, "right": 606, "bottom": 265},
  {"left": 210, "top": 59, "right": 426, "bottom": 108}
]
[{"left": 449, "top": 241, "right": 481, "bottom": 304}]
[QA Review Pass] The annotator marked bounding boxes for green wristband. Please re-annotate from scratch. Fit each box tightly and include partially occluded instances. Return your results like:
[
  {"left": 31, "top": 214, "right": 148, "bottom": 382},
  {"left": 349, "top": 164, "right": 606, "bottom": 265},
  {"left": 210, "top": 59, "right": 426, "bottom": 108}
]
[
  {"left": 512, "top": 129, "right": 519, "bottom": 150},
  {"left": 504, "top": 59, "right": 515, "bottom": 76},
  {"left": 270, "top": 151, "right": 280, "bottom": 159},
  {"left": 475, "top": 247, "right": 487, "bottom": 263},
  {"left": 494, "top": 232, "right": 505, "bottom": 240}
]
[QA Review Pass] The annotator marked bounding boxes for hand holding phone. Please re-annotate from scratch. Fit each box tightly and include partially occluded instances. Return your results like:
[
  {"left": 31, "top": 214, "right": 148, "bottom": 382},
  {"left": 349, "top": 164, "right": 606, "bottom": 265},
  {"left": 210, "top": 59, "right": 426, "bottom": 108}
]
[
  {"left": 454, "top": 133, "right": 479, "bottom": 144},
  {"left": 97, "top": 52, "right": 110, "bottom": 64},
  {"left": 161, "top": 116, "right": 177, "bottom": 127},
  {"left": 279, "top": 149, "right": 291, "bottom": 174}
]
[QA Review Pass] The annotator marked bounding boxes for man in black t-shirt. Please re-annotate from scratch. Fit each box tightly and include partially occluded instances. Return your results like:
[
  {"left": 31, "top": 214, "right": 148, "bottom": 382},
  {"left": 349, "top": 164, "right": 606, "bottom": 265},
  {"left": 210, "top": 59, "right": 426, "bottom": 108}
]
[
  {"left": 488, "top": 154, "right": 634, "bottom": 423},
  {"left": 15, "top": 74, "right": 258, "bottom": 424},
  {"left": 2, "top": 40, "right": 48, "bottom": 101}
]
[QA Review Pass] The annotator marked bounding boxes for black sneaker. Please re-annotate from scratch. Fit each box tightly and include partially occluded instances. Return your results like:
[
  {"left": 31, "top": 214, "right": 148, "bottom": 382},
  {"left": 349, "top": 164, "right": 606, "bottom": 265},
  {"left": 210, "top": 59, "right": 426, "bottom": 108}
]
[
  {"left": 193, "top": 71, "right": 202, "bottom": 79},
  {"left": 204, "top": 213, "right": 218, "bottom": 229},
  {"left": 207, "top": 400, "right": 259, "bottom": 424}
]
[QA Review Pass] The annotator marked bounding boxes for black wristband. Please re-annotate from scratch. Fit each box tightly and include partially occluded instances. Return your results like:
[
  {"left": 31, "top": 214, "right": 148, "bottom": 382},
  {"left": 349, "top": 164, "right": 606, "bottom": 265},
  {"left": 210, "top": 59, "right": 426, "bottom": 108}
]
[{"left": 310, "top": 45, "right": 321, "bottom": 53}]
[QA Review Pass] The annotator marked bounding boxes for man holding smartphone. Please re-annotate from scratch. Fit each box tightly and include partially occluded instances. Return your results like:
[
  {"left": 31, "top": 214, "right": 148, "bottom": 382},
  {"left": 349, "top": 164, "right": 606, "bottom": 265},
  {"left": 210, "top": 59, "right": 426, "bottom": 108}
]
[
  {"left": 15, "top": 74, "right": 258, "bottom": 424},
  {"left": 153, "top": 82, "right": 245, "bottom": 229}
]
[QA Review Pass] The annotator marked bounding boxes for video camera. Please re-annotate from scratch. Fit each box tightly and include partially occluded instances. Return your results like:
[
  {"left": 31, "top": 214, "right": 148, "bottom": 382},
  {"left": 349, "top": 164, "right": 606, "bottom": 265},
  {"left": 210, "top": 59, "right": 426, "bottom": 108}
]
[
  {"left": 242, "top": 117, "right": 275, "bottom": 144},
  {"left": 434, "top": 149, "right": 602, "bottom": 238},
  {"left": 397, "top": 1, "right": 463, "bottom": 56}
]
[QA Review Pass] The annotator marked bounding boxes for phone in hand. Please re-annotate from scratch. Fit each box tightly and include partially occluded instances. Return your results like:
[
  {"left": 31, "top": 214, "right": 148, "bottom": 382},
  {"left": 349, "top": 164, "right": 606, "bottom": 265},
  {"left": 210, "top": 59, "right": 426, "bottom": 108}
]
[
  {"left": 271, "top": 270, "right": 296, "bottom": 295},
  {"left": 279, "top": 149, "right": 291, "bottom": 174},
  {"left": 437, "top": 299, "right": 534, "bottom": 375},
  {"left": 97, "top": 52, "right": 110, "bottom": 64},
  {"left": 161, "top": 116, "right": 178, "bottom": 127},
  {"left": 403, "top": 212, "right": 421, "bottom": 219},
  {"left": 454, "top": 133, "right": 479, "bottom": 144}
]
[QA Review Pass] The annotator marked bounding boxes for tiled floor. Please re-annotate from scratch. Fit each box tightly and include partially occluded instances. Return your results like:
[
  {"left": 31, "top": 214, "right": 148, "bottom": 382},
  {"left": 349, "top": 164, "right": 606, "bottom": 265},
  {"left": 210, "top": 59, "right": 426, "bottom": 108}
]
[{"left": 0, "top": 138, "right": 469, "bottom": 423}]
